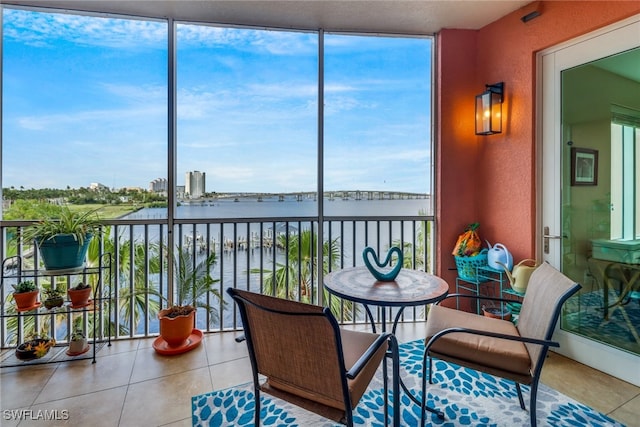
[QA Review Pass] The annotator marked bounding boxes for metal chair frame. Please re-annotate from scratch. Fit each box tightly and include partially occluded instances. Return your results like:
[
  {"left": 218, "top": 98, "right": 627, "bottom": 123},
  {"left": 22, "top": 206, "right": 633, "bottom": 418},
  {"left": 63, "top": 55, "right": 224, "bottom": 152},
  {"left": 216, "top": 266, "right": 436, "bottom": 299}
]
[
  {"left": 228, "top": 287, "right": 400, "bottom": 427},
  {"left": 421, "top": 264, "right": 580, "bottom": 427}
]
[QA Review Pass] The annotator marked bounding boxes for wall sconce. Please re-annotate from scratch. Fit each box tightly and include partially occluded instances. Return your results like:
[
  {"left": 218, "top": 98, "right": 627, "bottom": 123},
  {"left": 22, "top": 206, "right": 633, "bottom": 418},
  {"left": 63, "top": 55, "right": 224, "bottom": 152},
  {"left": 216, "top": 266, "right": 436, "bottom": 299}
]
[{"left": 475, "top": 82, "right": 504, "bottom": 135}]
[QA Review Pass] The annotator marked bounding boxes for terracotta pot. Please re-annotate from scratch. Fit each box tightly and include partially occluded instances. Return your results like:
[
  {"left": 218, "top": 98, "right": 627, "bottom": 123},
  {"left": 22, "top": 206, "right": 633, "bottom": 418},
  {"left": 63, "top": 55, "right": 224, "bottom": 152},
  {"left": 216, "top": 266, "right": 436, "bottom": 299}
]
[
  {"left": 158, "top": 308, "right": 195, "bottom": 347},
  {"left": 68, "top": 287, "right": 91, "bottom": 307},
  {"left": 13, "top": 290, "right": 39, "bottom": 311},
  {"left": 482, "top": 306, "right": 512, "bottom": 321}
]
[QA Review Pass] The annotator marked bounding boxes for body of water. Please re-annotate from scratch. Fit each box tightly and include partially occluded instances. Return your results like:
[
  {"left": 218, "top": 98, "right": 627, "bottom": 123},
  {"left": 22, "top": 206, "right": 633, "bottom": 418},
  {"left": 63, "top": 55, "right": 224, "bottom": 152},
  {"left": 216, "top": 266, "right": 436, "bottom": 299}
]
[{"left": 123, "top": 195, "right": 432, "bottom": 220}]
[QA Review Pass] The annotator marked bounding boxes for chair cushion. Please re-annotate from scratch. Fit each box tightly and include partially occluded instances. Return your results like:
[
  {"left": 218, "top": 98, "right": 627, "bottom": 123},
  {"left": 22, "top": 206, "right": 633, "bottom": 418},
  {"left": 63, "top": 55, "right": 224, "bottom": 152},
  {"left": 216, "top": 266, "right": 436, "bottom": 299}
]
[{"left": 425, "top": 305, "right": 531, "bottom": 376}]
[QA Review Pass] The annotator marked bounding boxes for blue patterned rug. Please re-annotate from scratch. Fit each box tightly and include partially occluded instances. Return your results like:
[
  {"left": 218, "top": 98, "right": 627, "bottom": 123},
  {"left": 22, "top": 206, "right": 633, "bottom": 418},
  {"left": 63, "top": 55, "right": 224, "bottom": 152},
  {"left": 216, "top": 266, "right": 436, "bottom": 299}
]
[{"left": 192, "top": 340, "right": 623, "bottom": 426}]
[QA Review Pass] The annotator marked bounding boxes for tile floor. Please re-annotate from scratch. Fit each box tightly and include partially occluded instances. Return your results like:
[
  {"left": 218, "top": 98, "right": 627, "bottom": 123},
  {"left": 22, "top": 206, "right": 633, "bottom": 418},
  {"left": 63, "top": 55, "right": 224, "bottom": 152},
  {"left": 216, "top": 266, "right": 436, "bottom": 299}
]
[{"left": 1, "top": 322, "right": 639, "bottom": 427}]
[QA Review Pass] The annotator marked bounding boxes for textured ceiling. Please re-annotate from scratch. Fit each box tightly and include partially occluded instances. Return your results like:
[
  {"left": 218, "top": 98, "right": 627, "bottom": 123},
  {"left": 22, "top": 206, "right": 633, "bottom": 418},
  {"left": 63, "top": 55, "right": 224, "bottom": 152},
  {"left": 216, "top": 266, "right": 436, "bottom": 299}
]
[{"left": 2, "top": 0, "right": 532, "bottom": 34}]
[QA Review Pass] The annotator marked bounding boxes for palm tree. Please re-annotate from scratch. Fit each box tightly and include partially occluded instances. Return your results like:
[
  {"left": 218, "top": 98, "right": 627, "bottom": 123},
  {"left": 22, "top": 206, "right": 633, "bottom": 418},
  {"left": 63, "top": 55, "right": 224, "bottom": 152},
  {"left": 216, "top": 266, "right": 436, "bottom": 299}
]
[
  {"left": 250, "top": 228, "right": 355, "bottom": 320},
  {"left": 169, "top": 246, "right": 223, "bottom": 327},
  {"left": 86, "top": 226, "right": 162, "bottom": 337},
  {"left": 394, "top": 211, "right": 431, "bottom": 270}
]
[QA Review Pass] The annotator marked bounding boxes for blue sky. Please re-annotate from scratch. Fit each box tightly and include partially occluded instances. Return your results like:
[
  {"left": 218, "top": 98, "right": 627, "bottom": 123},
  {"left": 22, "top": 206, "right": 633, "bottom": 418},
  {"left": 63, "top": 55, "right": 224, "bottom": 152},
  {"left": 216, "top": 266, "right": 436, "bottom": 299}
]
[{"left": 2, "top": 7, "right": 431, "bottom": 194}]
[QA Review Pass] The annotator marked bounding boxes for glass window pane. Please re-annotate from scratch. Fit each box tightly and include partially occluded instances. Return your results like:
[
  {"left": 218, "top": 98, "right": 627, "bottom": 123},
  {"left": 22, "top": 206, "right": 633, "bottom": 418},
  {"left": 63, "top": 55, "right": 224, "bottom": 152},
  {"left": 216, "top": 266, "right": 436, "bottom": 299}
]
[
  {"left": 2, "top": 8, "right": 168, "bottom": 219},
  {"left": 176, "top": 24, "right": 318, "bottom": 218},
  {"left": 323, "top": 34, "right": 432, "bottom": 217}
]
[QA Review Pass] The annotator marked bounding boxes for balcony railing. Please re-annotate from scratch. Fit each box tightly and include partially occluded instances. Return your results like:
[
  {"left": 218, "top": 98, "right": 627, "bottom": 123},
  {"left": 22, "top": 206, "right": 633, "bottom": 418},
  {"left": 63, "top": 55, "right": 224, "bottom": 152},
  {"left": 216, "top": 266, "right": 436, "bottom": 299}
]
[{"left": 0, "top": 215, "right": 433, "bottom": 347}]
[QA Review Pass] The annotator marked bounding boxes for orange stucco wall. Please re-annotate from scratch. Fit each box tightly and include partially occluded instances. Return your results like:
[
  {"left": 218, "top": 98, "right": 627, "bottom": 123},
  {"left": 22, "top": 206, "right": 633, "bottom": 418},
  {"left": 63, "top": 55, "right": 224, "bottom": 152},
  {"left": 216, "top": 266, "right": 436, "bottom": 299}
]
[{"left": 436, "top": 1, "right": 640, "bottom": 290}]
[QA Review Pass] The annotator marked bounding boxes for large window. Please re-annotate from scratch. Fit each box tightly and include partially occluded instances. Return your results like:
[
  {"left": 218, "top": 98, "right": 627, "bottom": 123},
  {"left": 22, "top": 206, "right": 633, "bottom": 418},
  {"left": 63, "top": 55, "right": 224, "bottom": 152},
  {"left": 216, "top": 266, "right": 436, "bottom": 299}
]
[
  {"left": 2, "top": 7, "right": 432, "bottom": 221},
  {"left": 1, "top": 8, "right": 168, "bottom": 216},
  {"left": 324, "top": 34, "right": 432, "bottom": 217},
  {"left": 175, "top": 25, "right": 318, "bottom": 218}
]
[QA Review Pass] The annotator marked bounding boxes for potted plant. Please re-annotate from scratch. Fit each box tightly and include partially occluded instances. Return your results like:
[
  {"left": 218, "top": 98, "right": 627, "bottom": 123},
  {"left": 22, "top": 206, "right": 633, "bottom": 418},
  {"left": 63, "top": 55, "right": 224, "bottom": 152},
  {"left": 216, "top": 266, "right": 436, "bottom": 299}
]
[
  {"left": 67, "top": 282, "right": 92, "bottom": 308},
  {"left": 154, "top": 247, "right": 223, "bottom": 352},
  {"left": 67, "top": 328, "right": 88, "bottom": 355},
  {"left": 22, "top": 206, "right": 103, "bottom": 272},
  {"left": 12, "top": 280, "right": 39, "bottom": 311},
  {"left": 42, "top": 286, "right": 65, "bottom": 310},
  {"left": 15, "top": 334, "right": 56, "bottom": 361}
]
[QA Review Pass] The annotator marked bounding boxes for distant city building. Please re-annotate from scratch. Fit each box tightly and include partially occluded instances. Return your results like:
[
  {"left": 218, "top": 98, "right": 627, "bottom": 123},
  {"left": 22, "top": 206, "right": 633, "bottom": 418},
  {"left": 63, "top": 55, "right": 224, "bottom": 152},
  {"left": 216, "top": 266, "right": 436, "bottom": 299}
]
[
  {"left": 149, "top": 178, "right": 168, "bottom": 194},
  {"left": 185, "top": 171, "right": 205, "bottom": 199},
  {"left": 176, "top": 185, "right": 185, "bottom": 199},
  {"left": 89, "top": 182, "right": 109, "bottom": 191}
]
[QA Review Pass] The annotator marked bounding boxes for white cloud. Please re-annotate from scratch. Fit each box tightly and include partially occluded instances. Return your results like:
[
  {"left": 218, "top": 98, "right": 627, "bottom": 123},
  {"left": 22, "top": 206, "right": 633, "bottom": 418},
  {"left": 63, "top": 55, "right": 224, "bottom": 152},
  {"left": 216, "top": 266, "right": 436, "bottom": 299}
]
[{"left": 3, "top": 9, "right": 167, "bottom": 49}]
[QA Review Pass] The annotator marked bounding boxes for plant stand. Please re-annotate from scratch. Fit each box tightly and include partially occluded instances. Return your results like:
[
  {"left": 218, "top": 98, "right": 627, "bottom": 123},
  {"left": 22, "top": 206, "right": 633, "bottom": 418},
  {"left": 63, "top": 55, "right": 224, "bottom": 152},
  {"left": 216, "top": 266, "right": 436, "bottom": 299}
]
[{"left": 0, "top": 254, "right": 112, "bottom": 368}]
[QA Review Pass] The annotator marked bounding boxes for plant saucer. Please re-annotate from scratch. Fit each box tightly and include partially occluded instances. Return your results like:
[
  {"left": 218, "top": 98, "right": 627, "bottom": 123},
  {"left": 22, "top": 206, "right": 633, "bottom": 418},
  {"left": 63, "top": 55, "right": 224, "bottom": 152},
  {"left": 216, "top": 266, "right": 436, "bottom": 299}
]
[
  {"left": 66, "top": 345, "right": 90, "bottom": 357},
  {"left": 153, "top": 329, "right": 203, "bottom": 355},
  {"left": 17, "top": 301, "right": 42, "bottom": 312},
  {"left": 70, "top": 299, "right": 93, "bottom": 309}
]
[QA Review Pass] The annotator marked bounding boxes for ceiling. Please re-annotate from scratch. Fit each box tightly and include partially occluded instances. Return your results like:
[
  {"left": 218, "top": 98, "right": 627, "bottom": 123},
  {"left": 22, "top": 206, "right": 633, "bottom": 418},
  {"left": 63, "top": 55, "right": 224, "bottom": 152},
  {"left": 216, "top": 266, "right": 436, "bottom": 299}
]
[{"left": 3, "top": 0, "right": 532, "bottom": 35}]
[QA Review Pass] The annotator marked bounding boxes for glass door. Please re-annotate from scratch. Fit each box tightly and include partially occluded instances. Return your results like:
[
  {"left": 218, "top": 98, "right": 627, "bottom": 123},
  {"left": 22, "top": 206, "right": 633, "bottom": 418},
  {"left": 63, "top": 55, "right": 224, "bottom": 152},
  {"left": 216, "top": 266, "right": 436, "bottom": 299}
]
[{"left": 540, "top": 15, "right": 640, "bottom": 386}]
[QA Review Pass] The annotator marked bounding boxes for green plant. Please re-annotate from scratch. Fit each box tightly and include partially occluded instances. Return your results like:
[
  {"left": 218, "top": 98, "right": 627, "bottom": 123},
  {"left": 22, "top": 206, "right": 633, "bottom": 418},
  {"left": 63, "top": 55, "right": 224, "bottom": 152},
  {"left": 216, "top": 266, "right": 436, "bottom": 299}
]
[
  {"left": 22, "top": 206, "right": 103, "bottom": 246},
  {"left": 153, "top": 247, "right": 223, "bottom": 322},
  {"left": 43, "top": 286, "right": 64, "bottom": 299},
  {"left": 70, "top": 282, "right": 90, "bottom": 291},
  {"left": 70, "top": 328, "right": 85, "bottom": 341},
  {"left": 12, "top": 280, "right": 37, "bottom": 294}
]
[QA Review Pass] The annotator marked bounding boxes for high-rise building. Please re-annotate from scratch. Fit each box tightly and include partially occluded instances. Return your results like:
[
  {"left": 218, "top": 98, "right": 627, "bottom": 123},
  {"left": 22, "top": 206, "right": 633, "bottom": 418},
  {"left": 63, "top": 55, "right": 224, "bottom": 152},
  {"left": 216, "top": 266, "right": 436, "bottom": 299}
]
[
  {"left": 149, "top": 178, "right": 168, "bottom": 194},
  {"left": 185, "top": 171, "right": 206, "bottom": 199}
]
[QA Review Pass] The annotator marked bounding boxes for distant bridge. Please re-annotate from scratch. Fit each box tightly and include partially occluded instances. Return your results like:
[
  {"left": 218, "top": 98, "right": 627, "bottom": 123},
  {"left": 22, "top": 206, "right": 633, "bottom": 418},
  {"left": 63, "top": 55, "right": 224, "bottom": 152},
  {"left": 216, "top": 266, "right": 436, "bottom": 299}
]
[{"left": 209, "top": 191, "right": 429, "bottom": 202}]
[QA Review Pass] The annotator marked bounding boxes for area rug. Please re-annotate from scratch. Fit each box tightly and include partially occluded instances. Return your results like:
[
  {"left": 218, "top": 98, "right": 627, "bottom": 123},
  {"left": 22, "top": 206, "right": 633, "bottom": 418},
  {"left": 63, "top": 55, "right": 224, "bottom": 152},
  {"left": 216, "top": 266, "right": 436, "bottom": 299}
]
[{"left": 192, "top": 339, "right": 623, "bottom": 426}]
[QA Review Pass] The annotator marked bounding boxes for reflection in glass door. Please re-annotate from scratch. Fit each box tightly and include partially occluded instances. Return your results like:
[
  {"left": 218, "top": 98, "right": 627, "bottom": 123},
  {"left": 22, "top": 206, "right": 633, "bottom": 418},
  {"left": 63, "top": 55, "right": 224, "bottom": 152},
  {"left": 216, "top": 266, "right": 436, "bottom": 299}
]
[{"left": 559, "top": 48, "right": 640, "bottom": 357}]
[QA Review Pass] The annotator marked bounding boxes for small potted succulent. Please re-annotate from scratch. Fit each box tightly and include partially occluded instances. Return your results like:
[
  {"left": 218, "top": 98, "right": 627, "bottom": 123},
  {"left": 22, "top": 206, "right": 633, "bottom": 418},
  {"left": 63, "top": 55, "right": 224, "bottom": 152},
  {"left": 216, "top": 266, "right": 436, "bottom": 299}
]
[
  {"left": 67, "top": 282, "right": 92, "bottom": 308},
  {"left": 12, "top": 280, "right": 39, "bottom": 311},
  {"left": 67, "top": 328, "right": 88, "bottom": 355},
  {"left": 15, "top": 334, "right": 56, "bottom": 361},
  {"left": 43, "top": 286, "right": 65, "bottom": 310}
]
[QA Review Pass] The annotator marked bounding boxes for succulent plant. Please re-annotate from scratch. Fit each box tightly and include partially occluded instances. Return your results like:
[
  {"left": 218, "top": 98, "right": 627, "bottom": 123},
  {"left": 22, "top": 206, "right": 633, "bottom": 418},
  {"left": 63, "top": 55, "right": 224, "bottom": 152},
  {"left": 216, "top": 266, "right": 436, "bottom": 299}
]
[{"left": 12, "top": 280, "right": 37, "bottom": 294}]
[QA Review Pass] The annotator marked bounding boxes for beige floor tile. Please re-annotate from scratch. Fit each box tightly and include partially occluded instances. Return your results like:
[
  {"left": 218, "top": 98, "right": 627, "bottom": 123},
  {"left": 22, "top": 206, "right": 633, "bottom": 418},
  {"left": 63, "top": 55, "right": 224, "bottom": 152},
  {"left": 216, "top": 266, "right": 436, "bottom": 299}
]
[
  {"left": 1, "top": 365, "right": 57, "bottom": 409},
  {"left": 202, "top": 331, "right": 248, "bottom": 364},
  {"left": 610, "top": 393, "right": 640, "bottom": 427},
  {"left": 120, "top": 367, "right": 213, "bottom": 427},
  {"left": 96, "top": 338, "right": 140, "bottom": 357},
  {"left": 209, "top": 357, "right": 253, "bottom": 391},
  {"left": 129, "top": 341, "right": 208, "bottom": 384},
  {"left": 34, "top": 350, "right": 136, "bottom": 403},
  {"left": 541, "top": 351, "right": 639, "bottom": 416},
  {"left": 161, "top": 418, "right": 193, "bottom": 427},
  {"left": 16, "top": 386, "right": 127, "bottom": 427}
]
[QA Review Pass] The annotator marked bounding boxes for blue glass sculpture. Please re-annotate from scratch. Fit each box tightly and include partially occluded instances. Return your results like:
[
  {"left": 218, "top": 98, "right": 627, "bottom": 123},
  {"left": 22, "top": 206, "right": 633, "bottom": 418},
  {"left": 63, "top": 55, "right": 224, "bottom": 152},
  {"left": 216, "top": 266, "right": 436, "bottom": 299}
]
[{"left": 362, "top": 246, "right": 403, "bottom": 281}]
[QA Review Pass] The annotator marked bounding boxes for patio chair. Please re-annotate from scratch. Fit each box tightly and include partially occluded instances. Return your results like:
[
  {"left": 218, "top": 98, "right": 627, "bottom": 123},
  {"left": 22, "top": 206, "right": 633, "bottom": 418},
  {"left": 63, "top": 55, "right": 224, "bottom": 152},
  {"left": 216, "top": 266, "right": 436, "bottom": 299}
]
[
  {"left": 227, "top": 288, "right": 399, "bottom": 427},
  {"left": 421, "top": 262, "right": 581, "bottom": 427}
]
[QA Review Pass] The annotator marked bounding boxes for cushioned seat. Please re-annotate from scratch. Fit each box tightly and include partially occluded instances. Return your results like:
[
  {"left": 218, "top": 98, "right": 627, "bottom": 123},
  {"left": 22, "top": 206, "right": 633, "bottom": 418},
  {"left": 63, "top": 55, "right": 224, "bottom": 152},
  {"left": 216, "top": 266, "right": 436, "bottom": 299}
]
[
  {"left": 426, "top": 305, "right": 531, "bottom": 378},
  {"left": 420, "top": 262, "right": 581, "bottom": 427}
]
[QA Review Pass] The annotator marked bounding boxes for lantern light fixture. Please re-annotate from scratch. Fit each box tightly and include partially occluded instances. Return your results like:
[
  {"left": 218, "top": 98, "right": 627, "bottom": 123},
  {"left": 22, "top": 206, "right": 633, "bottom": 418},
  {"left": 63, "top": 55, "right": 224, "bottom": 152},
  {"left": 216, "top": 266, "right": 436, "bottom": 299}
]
[{"left": 475, "top": 82, "right": 504, "bottom": 135}]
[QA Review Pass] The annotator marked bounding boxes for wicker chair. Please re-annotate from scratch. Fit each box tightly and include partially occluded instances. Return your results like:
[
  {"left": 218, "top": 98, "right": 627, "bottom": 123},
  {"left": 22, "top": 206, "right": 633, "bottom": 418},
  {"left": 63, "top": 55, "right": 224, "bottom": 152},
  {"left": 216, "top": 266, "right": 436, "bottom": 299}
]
[
  {"left": 227, "top": 288, "right": 400, "bottom": 426},
  {"left": 421, "top": 262, "right": 581, "bottom": 427}
]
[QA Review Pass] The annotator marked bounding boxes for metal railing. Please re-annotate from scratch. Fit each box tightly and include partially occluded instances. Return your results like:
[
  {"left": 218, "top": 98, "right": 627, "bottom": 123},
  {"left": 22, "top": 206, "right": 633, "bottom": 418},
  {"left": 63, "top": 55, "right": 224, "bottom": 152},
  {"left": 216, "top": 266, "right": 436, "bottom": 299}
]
[{"left": 0, "top": 215, "right": 433, "bottom": 346}]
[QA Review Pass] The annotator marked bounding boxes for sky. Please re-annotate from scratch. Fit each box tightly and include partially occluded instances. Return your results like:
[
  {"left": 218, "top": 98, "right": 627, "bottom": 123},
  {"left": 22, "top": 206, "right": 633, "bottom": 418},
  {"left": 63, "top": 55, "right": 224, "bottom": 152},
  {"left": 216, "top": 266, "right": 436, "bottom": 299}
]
[{"left": 2, "top": 7, "right": 432, "bottom": 194}]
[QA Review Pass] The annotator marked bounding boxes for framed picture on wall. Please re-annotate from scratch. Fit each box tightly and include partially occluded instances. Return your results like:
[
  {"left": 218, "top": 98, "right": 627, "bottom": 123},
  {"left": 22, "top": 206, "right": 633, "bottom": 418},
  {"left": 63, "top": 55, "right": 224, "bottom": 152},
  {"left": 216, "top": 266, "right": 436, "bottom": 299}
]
[{"left": 571, "top": 147, "right": 598, "bottom": 186}]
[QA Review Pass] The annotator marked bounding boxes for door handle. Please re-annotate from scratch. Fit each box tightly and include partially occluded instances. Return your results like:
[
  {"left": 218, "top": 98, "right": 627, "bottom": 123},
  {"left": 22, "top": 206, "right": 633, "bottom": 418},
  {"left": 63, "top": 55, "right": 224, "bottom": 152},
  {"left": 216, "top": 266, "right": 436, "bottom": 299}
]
[{"left": 543, "top": 226, "right": 562, "bottom": 254}]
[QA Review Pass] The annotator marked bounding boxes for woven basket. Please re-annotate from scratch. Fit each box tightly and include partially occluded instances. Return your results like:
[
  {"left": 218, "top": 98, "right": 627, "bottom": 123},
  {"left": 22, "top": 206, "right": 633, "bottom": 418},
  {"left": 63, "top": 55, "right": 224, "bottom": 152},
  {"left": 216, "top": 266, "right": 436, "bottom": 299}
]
[{"left": 454, "top": 249, "right": 488, "bottom": 281}]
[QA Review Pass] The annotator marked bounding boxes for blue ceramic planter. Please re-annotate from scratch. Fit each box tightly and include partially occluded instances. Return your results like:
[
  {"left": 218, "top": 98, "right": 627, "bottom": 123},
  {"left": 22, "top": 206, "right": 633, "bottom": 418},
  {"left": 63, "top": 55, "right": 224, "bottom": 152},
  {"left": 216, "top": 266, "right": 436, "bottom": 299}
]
[{"left": 37, "top": 234, "right": 92, "bottom": 271}]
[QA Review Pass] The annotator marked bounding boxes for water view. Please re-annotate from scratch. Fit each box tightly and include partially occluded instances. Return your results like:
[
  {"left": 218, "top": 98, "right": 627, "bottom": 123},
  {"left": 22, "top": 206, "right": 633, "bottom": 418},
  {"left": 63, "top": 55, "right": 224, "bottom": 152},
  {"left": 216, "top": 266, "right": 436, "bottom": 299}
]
[{"left": 122, "top": 197, "right": 432, "bottom": 334}]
